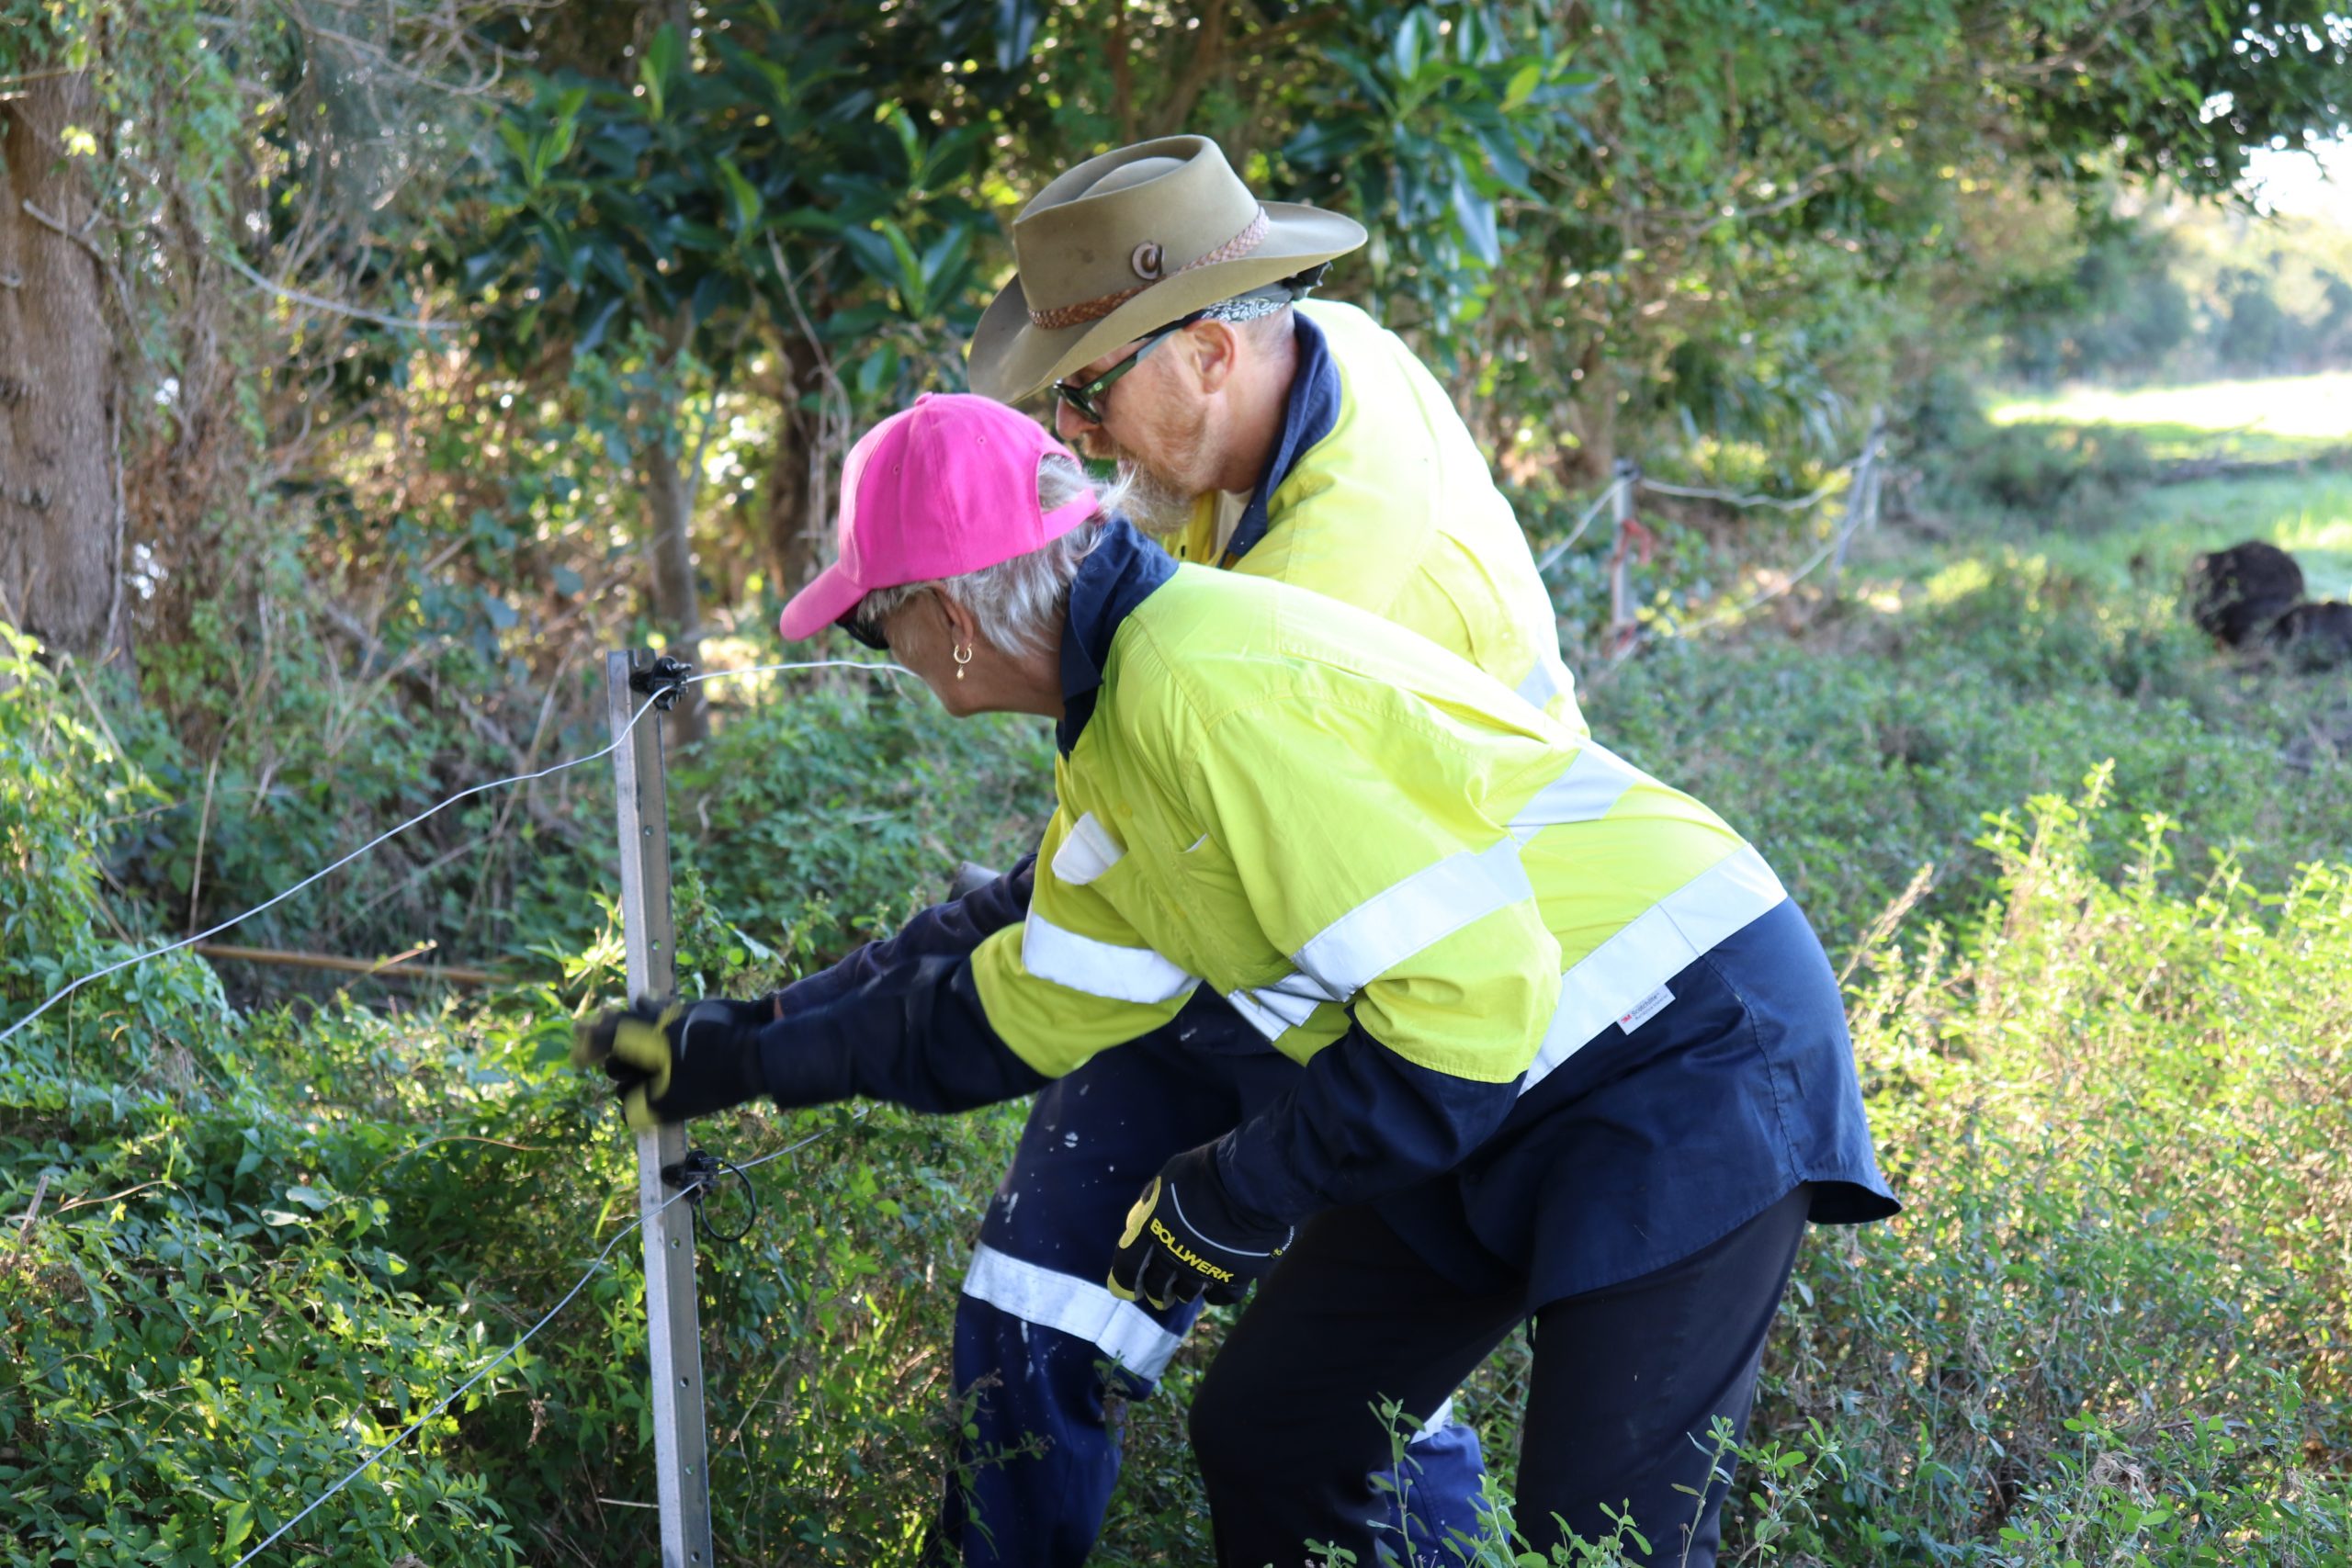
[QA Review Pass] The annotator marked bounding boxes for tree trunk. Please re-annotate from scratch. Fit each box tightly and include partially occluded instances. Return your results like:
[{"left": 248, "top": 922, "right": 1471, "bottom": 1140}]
[
  {"left": 632, "top": 300, "right": 708, "bottom": 742},
  {"left": 0, "top": 69, "right": 123, "bottom": 660},
  {"left": 639, "top": 422, "right": 707, "bottom": 747},
  {"left": 1556, "top": 334, "right": 1618, "bottom": 486},
  {"left": 761, "top": 332, "right": 830, "bottom": 602}
]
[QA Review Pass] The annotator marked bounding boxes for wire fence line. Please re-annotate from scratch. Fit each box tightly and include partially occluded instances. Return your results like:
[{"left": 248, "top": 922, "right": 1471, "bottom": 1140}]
[
  {"left": 1532, "top": 474, "right": 1629, "bottom": 574},
  {"left": 224, "top": 1114, "right": 856, "bottom": 1568},
  {"left": 1, "top": 659, "right": 912, "bottom": 1050},
  {"left": 1668, "top": 530, "right": 1852, "bottom": 639},
  {"left": 1534, "top": 448, "right": 1868, "bottom": 580},
  {"left": 2, "top": 652, "right": 910, "bottom": 1562},
  {"left": 1636, "top": 460, "right": 1859, "bottom": 513},
  {"left": 1535, "top": 422, "right": 1887, "bottom": 660},
  {"left": 14, "top": 448, "right": 1881, "bottom": 1055},
  {"left": 1624, "top": 420, "right": 1888, "bottom": 647},
  {"left": 15, "top": 445, "right": 1889, "bottom": 1052}
]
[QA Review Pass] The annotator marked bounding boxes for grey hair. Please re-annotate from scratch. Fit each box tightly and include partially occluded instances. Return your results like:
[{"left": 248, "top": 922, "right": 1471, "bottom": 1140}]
[{"left": 854, "top": 455, "right": 1136, "bottom": 660}]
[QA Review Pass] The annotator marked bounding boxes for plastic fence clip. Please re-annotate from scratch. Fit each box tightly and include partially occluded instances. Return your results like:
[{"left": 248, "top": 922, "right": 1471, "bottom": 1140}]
[
  {"left": 662, "top": 1147, "right": 760, "bottom": 1246},
  {"left": 628, "top": 654, "right": 697, "bottom": 711}
]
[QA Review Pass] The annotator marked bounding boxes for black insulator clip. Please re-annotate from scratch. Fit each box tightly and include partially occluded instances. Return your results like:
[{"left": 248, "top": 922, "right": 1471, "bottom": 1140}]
[
  {"left": 661, "top": 1146, "right": 759, "bottom": 1245},
  {"left": 662, "top": 1147, "right": 722, "bottom": 1201},
  {"left": 630, "top": 654, "right": 695, "bottom": 711}
]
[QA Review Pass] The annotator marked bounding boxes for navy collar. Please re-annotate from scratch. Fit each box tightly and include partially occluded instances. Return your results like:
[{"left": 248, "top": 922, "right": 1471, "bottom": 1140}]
[
  {"left": 1057, "top": 518, "right": 1178, "bottom": 754},
  {"left": 1221, "top": 310, "right": 1343, "bottom": 564}
]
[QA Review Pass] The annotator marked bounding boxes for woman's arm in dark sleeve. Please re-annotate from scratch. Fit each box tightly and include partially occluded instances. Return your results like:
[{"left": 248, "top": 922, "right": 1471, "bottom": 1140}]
[
  {"left": 770, "top": 855, "right": 1036, "bottom": 1021},
  {"left": 1209, "top": 1023, "right": 1520, "bottom": 1225},
  {"left": 758, "top": 952, "right": 1050, "bottom": 1115}
]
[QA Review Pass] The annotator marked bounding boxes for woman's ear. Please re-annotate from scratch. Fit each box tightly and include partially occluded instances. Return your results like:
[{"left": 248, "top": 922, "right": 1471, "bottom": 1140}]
[{"left": 933, "top": 585, "right": 985, "bottom": 653}]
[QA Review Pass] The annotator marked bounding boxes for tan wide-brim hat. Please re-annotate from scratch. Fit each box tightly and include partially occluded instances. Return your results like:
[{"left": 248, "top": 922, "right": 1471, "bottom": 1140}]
[{"left": 967, "top": 136, "right": 1366, "bottom": 405}]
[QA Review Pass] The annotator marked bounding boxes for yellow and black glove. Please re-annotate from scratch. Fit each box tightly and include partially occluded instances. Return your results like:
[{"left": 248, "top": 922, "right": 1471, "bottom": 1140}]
[
  {"left": 570, "top": 997, "right": 770, "bottom": 1132},
  {"left": 1108, "top": 1144, "right": 1294, "bottom": 1311}
]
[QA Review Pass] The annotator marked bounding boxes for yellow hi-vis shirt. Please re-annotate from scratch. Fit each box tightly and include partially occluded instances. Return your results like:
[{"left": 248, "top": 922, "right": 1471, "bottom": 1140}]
[
  {"left": 970, "top": 540, "right": 1783, "bottom": 1095},
  {"left": 1167, "top": 300, "right": 1584, "bottom": 735}
]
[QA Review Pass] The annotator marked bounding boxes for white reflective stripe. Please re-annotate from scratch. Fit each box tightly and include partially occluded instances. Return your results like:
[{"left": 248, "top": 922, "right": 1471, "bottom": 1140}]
[
  {"left": 1293, "top": 836, "right": 1532, "bottom": 999},
  {"left": 1226, "top": 976, "right": 1334, "bottom": 1042},
  {"left": 1023, "top": 908, "right": 1197, "bottom": 1005},
  {"left": 1515, "top": 652, "right": 1571, "bottom": 709},
  {"left": 1510, "top": 743, "right": 1645, "bottom": 840},
  {"left": 1228, "top": 747, "right": 1640, "bottom": 1037},
  {"left": 1521, "top": 845, "right": 1787, "bottom": 1094},
  {"left": 962, "top": 1242, "right": 1183, "bottom": 1381},
  {"left": 1051, "top": 810, "right": 1125, "bottom": 886},
  {"left": 1418, "top": 1397, "right": 1456, "bottom": 1439}
]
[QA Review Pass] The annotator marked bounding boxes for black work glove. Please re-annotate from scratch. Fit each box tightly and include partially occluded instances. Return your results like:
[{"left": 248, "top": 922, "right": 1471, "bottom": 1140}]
[
  {"left": 571, "top": 996, "right": 769, "bottom": 1132},
  {"left": 1107, "top": 1143, "right": 1294, "bottom": 1311}
]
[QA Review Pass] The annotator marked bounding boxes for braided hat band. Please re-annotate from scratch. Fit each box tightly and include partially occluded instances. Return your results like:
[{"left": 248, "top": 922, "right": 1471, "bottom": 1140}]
[{"left": 1025, "top": 207, "right": 1272, "bottom": 331}]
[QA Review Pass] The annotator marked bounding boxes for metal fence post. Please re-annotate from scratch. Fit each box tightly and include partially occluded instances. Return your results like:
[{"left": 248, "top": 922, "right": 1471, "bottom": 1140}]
[
  {"left": 1606, "top": 457, "right": 1641, "bottom": 656},
  {"left": 1829, "top": 410, "right": 1885, "bottom": 597},
  {"left": 605, "top": 649, "right": 716, "bottom": 1568}
]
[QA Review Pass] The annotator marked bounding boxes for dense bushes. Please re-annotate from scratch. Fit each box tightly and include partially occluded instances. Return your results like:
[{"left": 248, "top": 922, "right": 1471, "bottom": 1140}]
[
  {"left": 1751, "top": 775, "right": 2352, "bottom": 1564},
  {"left": 677, "top": 674, "right": 1054, "bottom": 965},
  {"left": 1, "top": 633, "right": 1049, "bottom": 1566},
  {"left": 1, "top": 631, "right": 526, "bottom": 1565}
]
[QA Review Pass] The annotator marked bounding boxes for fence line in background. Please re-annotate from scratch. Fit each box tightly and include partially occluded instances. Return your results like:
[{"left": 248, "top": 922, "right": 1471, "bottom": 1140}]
[
  {"left": 1532, "top": 475, "right": 1629, "bottom": 574},
  {"left": 1539, "top": 416, "right": 1889, "bottom": 660},
  {"left": 1826, "top": 416, "right": 1890, "bottom": 598},
  {"left": 12, "top": 430, "right": 1906, "bottom": 1050}
]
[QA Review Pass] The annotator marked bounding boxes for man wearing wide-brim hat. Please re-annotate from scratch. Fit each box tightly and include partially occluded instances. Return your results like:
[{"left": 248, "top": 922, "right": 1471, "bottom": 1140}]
[
  {"left": 807, "top": 136, "right": 1584, "bottom": 1566},
  {"left": 967, "top": 135, "right": 1578, "bottom": 733}
]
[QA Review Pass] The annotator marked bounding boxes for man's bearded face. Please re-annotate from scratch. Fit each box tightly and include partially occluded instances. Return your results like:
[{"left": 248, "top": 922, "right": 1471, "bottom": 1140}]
[{"left": 1081, "top": 392, "right": 1212, "bottom": 537}]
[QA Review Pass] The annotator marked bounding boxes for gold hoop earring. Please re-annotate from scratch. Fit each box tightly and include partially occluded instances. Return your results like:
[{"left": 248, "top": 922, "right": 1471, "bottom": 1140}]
[{"left": 954, "top": 642, "right": 972, "bottom": 681}]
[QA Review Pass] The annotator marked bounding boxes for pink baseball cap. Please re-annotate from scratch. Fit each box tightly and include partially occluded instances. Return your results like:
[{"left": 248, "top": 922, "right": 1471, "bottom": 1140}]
[{"left": 778, "top": 392, "right": 1099, "bottom": 642}]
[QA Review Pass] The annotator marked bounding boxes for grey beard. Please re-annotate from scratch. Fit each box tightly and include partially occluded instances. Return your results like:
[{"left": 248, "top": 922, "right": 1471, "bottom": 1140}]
[{"left": 1114, "top": 459, "right": 1201, "bottom": 539}]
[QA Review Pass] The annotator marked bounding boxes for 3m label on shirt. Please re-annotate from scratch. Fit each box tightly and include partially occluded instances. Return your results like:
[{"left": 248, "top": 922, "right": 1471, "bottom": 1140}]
[{"left": 1618, "top": 983, "right": 1674, "bottom": 1033}]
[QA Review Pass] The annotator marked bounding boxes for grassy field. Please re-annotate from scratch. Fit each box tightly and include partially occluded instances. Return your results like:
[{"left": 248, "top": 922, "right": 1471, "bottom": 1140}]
[{"left": 1987, "top": 371, "right": 2352, "bottom": 461}]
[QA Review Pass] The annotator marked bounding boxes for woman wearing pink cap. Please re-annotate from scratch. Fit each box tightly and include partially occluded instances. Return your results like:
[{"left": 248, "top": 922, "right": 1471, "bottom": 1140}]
[{"left": 575, "top": 394, "right": 1894, "bottom": 1565}]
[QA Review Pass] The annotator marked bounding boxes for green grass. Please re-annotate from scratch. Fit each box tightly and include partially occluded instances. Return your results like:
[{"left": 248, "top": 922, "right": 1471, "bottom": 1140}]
[
  {"left": 1987, "top": 371, "right": 2352, "bottom": 462},
  {"left": 2128, "top": 469, "right": 2352, "bottom": 597},
  {"left": 1581, "top": 451, "right": 2352, "bottom": 953},
  {"left": 1879, "top": 460, "right": 2352, "bottom": 609}
]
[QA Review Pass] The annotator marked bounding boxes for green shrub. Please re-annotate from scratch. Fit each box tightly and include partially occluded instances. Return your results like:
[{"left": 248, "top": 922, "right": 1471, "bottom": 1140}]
[
  {"left": 674, "top": 676, "right": 1055, "bottom": 964},
  {"left": 1739, "top": 773, "right": 2352, "bottom": 1564},
  {"left": 2, "top": 631, "right": 529, "bottom": 1567},
  {"left": 1917, "top": 418, "right": 2159, "bottom": 521}
]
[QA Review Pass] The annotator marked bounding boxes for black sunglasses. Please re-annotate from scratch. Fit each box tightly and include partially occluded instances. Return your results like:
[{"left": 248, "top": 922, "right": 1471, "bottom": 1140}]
[
  {"left": 836, "top": 604, "right": 889, "bottom": 651},
  {"left": 1051, "top": 315, "right": 1196, "bottom": 424}
]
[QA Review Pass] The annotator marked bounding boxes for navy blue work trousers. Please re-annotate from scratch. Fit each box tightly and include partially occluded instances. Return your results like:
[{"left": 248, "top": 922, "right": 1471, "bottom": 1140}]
[{"left": 1190, "top": 1184, "right": 1815, "bottom": 1568}]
